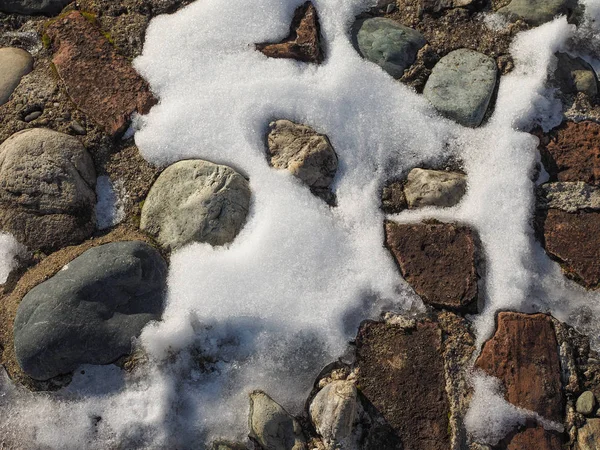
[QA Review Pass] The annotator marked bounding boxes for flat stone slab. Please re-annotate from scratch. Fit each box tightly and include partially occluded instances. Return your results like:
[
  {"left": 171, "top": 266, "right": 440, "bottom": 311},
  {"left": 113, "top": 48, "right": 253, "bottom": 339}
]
[
  {"left": 256, "top": 2, "right": 323, "bottom": 64},
  {"left": 14, "top": 241, "right": 167, "bottom": 380},
  {"left": 0, "top": 47, "right": 33, "bottom": 106},
  {"left": 578, "top": 418, "right": 600, "bottom": 450},
  {"left": 543, "top": 209, "right": 600, "bottom": 289},
  {"left": 353, "top": 17, "right": 426, "bottom": 79},
  {"left": 497, "top": 0, "right": 578, "bottom": 26},
  {"left": 423, "top": 48, "right": 497, "bottom": 127},
  {"left": 0, "top": 0, "right": 70, "bottom": 15},
  {"left": 475, "top": 312, "right": 564, "bottom": 422},
  {"left": 46, "top": 11, "right": 156, "bottom": 137},
  {"left": 355, "top": 320, "right": 450, "bottom": 450},
  {"left": 385, "top": 221, "right": 478, "bottom": 312},
  {"left": 537, "top": 182, "right": 600, "bottom": 213},
  {"left": 540, "top": 121, "right": 600, "bottom": 186}
]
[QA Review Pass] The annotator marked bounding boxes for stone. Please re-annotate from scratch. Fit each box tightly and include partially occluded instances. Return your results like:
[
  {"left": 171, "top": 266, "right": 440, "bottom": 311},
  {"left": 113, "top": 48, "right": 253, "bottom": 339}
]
[
  {"left": 267, "top": 120, "right": 337, "bottom": 202},
  {"left": 538, "top": 182, "right": 600, "bottom": 213},
  {"left": 554, "top": 53, "right": 599, "bottom": 98},
  {"left": 475, "top": 312, "right": 564, "bottom": 422},
  {"left": 0, "top": 0, "right": 70, "bottom": 15},
  {"left": 423, "top": 49, "right": 497, "bottom": 127},
  {"left": 140, "top": 160, "right": 250, "bottom": 251},
  {"left": 0, "top": 47, "right": 33, "bottom": 106},
  {"left": 309, "top": 381, "right": 357, "bottom": 447},
  {"left": 381, "top": 180, "right": 407, "bottom": 213},
  {"left": 578, "top": 419, "right": 600, "bottom": 450},
  {"left": 403, "top": 168, "right": 467, "bottom": 209},
  {"left": 497, "top": 0, "right": 578, "bottom": 26},
  {"left": 23, "top": 110, "right": 42, "bottom": 122},
  {"left": 505, "top": 425, "right": 563, "bottom": 450},
  {"left": 0, "top": 128, "right": 96, "bottom": 252},
  {"left": 210, "top": 441, "right": 247, "bottom": 450},
  {"left": 353, "top": 17, "right": 426, "bottom": 79},
  {"left": 248, "top": 390, "right": 307, "bottom": 450},
  {"left": 577, "top": 391, "right": 597, "bottom": 415},
  {"left": 540, "top": 121, "right": 600, "bottom": 186},
  {"left": 421, "top": 0, "right": 476, "bottom": 13},
  {"left": 385, "top": 221, "right": 478, "bottom": 312},
  {"left": 256, "top": 2, "right": 323, "bottom": 64},
  {"left": 13, "top": 241, "right": 167, "bottom": 380},
  {"left": 543, "top": 209, "right": 600, "bottom": 289},
  {"left": 46, "top": 11, "right": 156, "bottom": 137},
  {"left": 355, "top": 319, "right": 450, "bottom": 450}
]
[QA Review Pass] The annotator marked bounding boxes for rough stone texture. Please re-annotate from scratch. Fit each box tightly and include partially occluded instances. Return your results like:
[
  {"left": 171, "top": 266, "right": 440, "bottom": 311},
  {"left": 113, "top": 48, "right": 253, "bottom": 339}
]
[
  {"left": 381, "top": 180, "right": 407, "bottom": 213},
  {"left": 497, "top": 0, "right": 578, "bottom": 26},
  {"left": 385, "top": 221, "right": 478, "bottom": 312},
  {"left": 309, "top": 380, "right": 357, "bottom": 447},
  {"left": 0, "top": 0, "right": 70, "bottom": 15},
  {"left": 0, "top": 47, "right": 33, "bottom": 106},
  {"left": 353, "top": 17, "right": 426, "bottom": 79},
  {"left": 554, "top": 53, "right": 599, "bottom": 98},
  {"left": 537, "top": 182, "right": 600, "bottom": 213},
  {"left": 404, "top": 168, "right": 467, "bottom": 209},
  {"left": 13, "top": 241, "right": 167, "bottom": 380},
  {"left": 475, "top": 312, "right": 564, "bottom": 422},
  {"left": 422, "top": 0, "right": 476, "bottom": 13},
  {"left": 249, "top": 391, "right": 307, "bottom": 450},
  {"left": 540, "top": 121, "right": 600, "bottom": 186},
  {"left": 267, "top": 119, "right": 337, "bottom": 202},
  {"left": 210, "top": 441, "right": 247, "bottom": 450},
  {"left": 0, "top": 128, "right": 96, "bottom": 252},
  {"left": 256, "top": 2, "right": 323, "bottom": 64},
  {"left": 542, "top": 209, "right": 600, "bottom": 289},
  {"left": 577, "top": 391, "right": 596, "bottom": 415},
  {"left": 46, "top": 11, "right": 156, "bottom": 137},
  {"left": 504, "top": 425, "right": 563, "bottom": 450},
  {"left": 423, "top": 48, "right": 497, "bottom": 127},
  {"left": 140, "top": 160, "right": 251, "bottom": 251},
  {"left": 355, "top": 319, "right": 450, "bottom": 450},
  {"left": 578, "top": 419, "right": 600, "bottom": 450}
]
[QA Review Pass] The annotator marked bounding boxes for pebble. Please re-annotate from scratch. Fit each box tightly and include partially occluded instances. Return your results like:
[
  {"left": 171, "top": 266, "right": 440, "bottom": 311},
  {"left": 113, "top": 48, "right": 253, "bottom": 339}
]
[
  {"left": 23, "top": 110, "right": 42, "bottom": 122},
  {"left": 577, "top": 391, "right": 597, "bottom": 416}
]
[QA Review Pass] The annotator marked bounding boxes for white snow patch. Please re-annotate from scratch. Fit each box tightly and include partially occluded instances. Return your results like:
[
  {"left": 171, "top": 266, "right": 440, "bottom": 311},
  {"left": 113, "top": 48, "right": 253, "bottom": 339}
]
[
  {"left": 95, "top": 175, "right": 126, "bottom": 230},
  {"left": 0, "top": 233, "right": 25, "bottom": 284}
]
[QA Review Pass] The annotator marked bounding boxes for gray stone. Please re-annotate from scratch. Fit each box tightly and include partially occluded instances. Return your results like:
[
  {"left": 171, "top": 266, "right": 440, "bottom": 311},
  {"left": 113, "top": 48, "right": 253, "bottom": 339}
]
[
  {"left": 423, "top": 49, "right": 497, "bottom": 127},
  {"left": 267, "top": 120, "right": 338, "bottom": 202},
  {"left": 14, "top": 241, "right": 167, "bottom": 380},
  {"left": 404, "top": 168, "right": 467, "bottom": 209},
  {"left": 577, "top": 391, "right": 597, "bottom": 416},
  {"left": 538, "top": 182, "right": 600, "bottom": 212},
  {"left": 554, "top": 53, "right": 599, "bottom": 98},
  {"left": 140, "top": 160, "right": 250, "bottom": 251},
  {"left": 211, "top": 441, "right": 247, "bottom": 450},
  {"left": 422, "top": 0, "right": 476, "bottom": 13},
  {"left": 497, "top": 0, "right": 578, "bottom": 26},
  {"left": 0, "top": 0, "right": 71, "bottom": 15},
  {"left": 353, "top": 18, "right": 426, "bottom": 79},
  {"left": 309, "top": 381, "right": 358, "bottom": 448},
  {"left": 578, "top": 418, "right": 600, "bottom": 450},
  {"left": 0, "top": 128, "right": 96, "bottom": 252},
  {"left": 23, "top": 110, "right": 42, "bottom": 122},
  {"left": 249, "top": 391, "right": 307, "bottom": 450},
  {"left": 0, "top": 47, "right": 33, "bottom": 106}
]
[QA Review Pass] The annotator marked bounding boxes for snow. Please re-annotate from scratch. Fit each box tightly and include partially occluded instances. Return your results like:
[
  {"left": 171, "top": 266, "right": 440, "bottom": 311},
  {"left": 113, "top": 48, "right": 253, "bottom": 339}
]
[
  {"left": 0, "top": 233, "right": 25, "bottom": 284},
  {"left": 95, "top": 175, "right": 126, "bottom": 230},
  {"left": 0, "top": 0, "right": 599, "bottom": 447}
]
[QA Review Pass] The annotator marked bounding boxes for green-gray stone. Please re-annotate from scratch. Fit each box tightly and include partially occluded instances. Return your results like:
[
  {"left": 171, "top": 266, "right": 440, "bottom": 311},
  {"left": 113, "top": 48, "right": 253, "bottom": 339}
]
[
  {"left": 577, "top": 391, "right": 597, "bottom": 416},
  {"left": 554, "top": 53, "right": 599, "bottom": 98},
  {"left": 353, "top": 17, "right": 426, "bottom": 79},
  {"left": 497, "top": 0, "right": 578, "bottom": 26},
  {"left": 423, "top": 48, "right": 497, "bottom": 127}
]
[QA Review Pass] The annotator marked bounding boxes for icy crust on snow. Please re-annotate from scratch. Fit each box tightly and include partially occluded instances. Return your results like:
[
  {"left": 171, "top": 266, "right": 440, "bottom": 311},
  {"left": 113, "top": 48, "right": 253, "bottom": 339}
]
[{"left": 0, "top": 0, "right": 599, "bottom": 447}]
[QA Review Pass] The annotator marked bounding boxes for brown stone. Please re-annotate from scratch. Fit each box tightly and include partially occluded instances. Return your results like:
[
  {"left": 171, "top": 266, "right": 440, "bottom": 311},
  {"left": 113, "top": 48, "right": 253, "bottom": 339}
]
[
  {"left": 504, "top": 425, "right": 563, "bottom": 450},
  {"left": 543, "top": 209, "right": 600, "bottom": 289},
  {"left": 355, "top": 319, "right": 450, "bottom": 450},
  {"left": 384, "top": 221, "right": 478, "bottom": 312},
  {"left": 256, "top": 2, "right": 323, "bottom": 64},
  {"left": 475, "top": 312, "right": 564, "bottom": 422},
  {"left": 540, "top": 121, "right": 600, "bottom": 186},
  {"left": 46, "top": 11, "right": 156, "bottom": 137}
]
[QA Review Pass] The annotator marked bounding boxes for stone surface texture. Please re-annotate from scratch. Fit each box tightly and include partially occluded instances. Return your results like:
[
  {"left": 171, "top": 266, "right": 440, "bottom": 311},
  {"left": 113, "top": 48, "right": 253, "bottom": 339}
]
[
  {"left": 381, "top": 180, "right": 407, "bottom": 213},
  {"left": 404, "top": 168, "right": 467, "bottom": 209},
  {"left": 309, "top": 380, "right": 357, "bottom": 447},
  {"left": 505, "top": 425, "right": 563, "bottom": 450},
  {"left": 497, "top": 0, "right": 578, "bottom": 26},
  {"left": 578, "top": 419, "right": 600, "bottom": 450},
  {"left": 140, "top": 159, "right": 250, "bottom": 251},
  {"left": 0, "top": 0, "right": 70, "bottom": 15},
  {"left": 554, "top": 53, "right": 599, "bottom": 98},
  {"left": 353, "top": 17, "right": 426, "bottom": 79},
  {"left": 46, "top": 11, "right": 156, "bottom": 137},
  {"left": 385, "top": 221, "right": 478, "bottom": 311},
  {"left": 538, "top": 182, "right": 600, "bottom": 212},
  {"left": 475, "top": 312, "right": 564, "bottom": 422},
  {"left": 576, "top": 391, "right": 596, "bottom": 415},
  {"left": 0, "top": 128, "right": 96, "bottom": 252},
  {"left": 249, "top": 391, "right": 307, "bottom": 450},
  {"left": 256, "top": 2, "right": 323, "bottom": 64},
  {"left": 423, "top": 48, "right": 497, "bottom": 127},
  {"left": 13, "top": 241, "right": 167, "bottom": 380},
  {"left": 0, "top": 47, "right": 33, "bottom": 106}
]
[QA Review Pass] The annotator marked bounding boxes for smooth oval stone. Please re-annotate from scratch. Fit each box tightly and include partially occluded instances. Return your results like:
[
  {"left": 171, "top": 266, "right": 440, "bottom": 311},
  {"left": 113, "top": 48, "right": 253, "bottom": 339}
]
[
  {"left": 497, "top": 0, "right": 578, "bottom": 26},
  {"left": 424, "top": 48, "right": 497, "bottom": 127},
  {"left": 0, "top": 47, "right": 33, "bottom": 106},
  {"left": 353, "top": 17, "right": 426, "bottom": 79},
  {"left": 0, "top": 0, "right": 71, "bottom": 15}
]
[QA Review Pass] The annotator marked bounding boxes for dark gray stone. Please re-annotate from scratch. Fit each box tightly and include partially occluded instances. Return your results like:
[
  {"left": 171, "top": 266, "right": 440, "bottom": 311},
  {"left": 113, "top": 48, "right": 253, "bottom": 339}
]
[
  {"left": 497, "top": 0, "right": 578, "bottom": 26},
  {"left": 353, "top": 17, "right": 426, "bottom": 79},
  {"left": 0, "top": 0, "right": 71, "bottom": 15},
  {"left": 14, "top": 241, "right": 167, "bottom": 380}
]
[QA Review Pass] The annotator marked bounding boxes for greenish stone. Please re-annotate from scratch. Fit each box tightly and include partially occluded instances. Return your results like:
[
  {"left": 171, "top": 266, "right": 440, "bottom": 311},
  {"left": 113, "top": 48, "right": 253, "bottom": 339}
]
[
  {"left": 497, "top": 0, "right": 578, "bottom": 26},
  {"left": 577, "top": 391, "right": 597, "bottom": 416},
  {"left": 554, "top": 53, "right": 599, "bottom": 98}
]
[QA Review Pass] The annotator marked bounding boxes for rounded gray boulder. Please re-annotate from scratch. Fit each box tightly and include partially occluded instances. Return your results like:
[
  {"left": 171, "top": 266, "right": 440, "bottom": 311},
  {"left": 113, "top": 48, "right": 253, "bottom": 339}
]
[{"left": 14, "top": 241, "right": 167, "bottom": 380}]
